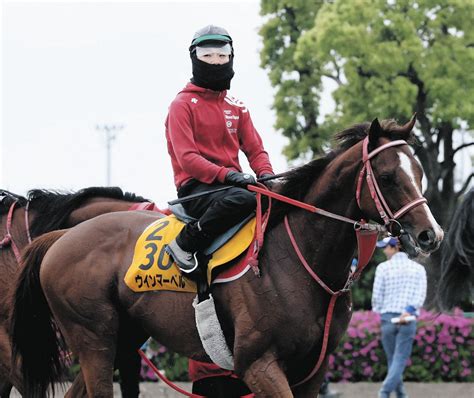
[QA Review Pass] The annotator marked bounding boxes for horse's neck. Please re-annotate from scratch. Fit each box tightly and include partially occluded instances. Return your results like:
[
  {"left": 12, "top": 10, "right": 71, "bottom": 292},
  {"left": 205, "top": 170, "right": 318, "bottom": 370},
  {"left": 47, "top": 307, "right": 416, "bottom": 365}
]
[
  {"left": 271, "top": 151, "right": 361, "bottom": 290},
  {"left": 67, "top": 198, "right": 136, "bottom": 226}
]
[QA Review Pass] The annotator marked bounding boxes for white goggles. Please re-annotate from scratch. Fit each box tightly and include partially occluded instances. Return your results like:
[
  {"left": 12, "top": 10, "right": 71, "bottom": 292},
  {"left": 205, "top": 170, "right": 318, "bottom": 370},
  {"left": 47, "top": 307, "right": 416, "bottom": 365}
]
[{"left": 195, "top": 44, "right": 232, "bottom": 57}]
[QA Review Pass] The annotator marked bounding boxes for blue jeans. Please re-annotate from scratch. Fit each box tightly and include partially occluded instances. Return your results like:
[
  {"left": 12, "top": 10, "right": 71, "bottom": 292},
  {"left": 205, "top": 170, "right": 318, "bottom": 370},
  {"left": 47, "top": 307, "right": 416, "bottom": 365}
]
[{"left": 379, "top": 313, "right": 416, "bottom": 398}]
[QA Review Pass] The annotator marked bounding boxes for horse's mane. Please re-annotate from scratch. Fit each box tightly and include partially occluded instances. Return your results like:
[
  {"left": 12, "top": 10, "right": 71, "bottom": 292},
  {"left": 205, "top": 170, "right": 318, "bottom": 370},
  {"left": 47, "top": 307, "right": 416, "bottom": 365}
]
[
  {"left": 26, "top": 187, "right": 149, "bottom": 237},
  {"left": 268, "top": 119, "right": 416, "bottom": 227},
  {"left": 438, "top": 188, "right": 474, "bottom": 310},
  {"left": 0, "top": 190, "right": 27, "bottom": 215}
]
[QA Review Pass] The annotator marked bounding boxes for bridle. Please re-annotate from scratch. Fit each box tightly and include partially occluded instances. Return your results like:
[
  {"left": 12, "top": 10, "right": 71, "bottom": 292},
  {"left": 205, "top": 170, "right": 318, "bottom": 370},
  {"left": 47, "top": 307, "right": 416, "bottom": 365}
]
[
  {"left": 356, "top": 136, "right": 427, "bottom": 236},
  {"left": 0, "top": 193, "right": 32, "bottom": 263}
]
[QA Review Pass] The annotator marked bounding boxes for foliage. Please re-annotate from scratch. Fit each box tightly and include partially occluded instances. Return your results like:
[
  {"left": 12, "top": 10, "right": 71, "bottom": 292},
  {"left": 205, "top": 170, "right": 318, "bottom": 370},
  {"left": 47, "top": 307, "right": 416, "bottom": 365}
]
[
  {"left": 259, "top": 0, "right": 327, "bottom": 158},
  {"left": 260, "top": 0, "right": 474, "bottom": 227},
  {"left": 140, "top": 339, "right": 189, "bottom": 381},
  {"left": 327, "top": 309, "right": 473, "bottom": 382}
]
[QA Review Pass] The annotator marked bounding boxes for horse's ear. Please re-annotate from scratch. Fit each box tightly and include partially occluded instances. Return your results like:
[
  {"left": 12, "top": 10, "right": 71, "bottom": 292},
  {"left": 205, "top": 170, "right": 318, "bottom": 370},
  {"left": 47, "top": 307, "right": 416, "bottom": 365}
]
[
  {"left": 368, "top": 118, "right": 382, "bottom": 144},
  {"left": 393, "top": 113, "right": 417, "bottom": 137}
]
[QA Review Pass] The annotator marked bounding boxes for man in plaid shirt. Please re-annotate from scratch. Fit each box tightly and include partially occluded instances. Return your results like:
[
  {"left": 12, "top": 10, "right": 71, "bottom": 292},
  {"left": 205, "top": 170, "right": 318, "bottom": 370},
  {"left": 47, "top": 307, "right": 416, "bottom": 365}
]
[{"left": 372, "top": 237, "right": 427, "bottom": 398}]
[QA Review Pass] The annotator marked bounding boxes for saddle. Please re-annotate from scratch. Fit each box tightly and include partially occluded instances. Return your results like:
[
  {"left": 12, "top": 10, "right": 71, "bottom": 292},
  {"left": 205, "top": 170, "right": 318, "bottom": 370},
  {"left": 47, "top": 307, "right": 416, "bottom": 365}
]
[
  {"left": 169, "top": 203, "right": 254, "bottom": 255},
  {"left": 124, "top": 205, "right": 256, "bottom": 293}
]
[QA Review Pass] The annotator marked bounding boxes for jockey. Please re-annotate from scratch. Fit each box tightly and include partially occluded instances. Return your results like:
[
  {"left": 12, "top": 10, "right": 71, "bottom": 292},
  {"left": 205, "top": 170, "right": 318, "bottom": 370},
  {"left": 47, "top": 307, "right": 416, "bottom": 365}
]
[{"left": 165, "top": 25, "right": 274, "bottom": 273}]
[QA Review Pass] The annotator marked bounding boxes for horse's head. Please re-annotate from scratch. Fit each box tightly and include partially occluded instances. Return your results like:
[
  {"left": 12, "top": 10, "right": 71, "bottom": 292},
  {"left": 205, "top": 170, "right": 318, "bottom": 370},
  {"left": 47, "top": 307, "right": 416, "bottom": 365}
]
[{"left": 357, "top": 115, "right": 443, "bottom": 256}]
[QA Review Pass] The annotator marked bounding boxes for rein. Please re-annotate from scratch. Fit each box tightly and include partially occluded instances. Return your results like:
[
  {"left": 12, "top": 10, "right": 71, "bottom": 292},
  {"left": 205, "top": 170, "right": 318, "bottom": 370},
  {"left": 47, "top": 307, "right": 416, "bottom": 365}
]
[
  {"left": 248, "top": 185, "right": 385, "bottom": 232},
  {"left": 0, "top": 201, "right": 32, "bottom": 263}
]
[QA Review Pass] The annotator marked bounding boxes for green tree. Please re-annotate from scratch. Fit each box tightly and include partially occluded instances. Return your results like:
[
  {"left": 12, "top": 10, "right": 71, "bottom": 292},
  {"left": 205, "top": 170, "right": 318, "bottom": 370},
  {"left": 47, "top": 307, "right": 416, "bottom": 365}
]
[
  {"left": 260, "top": 0, "right": 474, "bottom": 227},
  {"left": 259, "top": 0, "right": 326, "bottom": 158}
]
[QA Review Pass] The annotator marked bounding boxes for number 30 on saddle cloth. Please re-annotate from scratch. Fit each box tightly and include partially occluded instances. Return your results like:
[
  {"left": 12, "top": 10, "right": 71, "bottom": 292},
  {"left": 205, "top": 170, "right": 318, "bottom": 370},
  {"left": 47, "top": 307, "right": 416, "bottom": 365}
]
[{"left": 124, "top": 215, "right": 256, "bottom": 293}]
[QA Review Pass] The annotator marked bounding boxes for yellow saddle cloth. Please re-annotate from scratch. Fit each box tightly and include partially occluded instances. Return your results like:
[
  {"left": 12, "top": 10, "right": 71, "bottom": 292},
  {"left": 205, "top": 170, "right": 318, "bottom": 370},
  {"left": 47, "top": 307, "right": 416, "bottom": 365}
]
[{"left": 124, "top": 215, "right": 255, "bottom": 293}]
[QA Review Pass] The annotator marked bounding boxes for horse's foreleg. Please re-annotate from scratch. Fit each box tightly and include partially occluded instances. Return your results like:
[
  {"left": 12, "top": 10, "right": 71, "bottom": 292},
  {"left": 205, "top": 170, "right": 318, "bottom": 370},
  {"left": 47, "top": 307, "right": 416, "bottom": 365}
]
[{"left": 242, "top": 351, "right": 293, "bottom": 398}]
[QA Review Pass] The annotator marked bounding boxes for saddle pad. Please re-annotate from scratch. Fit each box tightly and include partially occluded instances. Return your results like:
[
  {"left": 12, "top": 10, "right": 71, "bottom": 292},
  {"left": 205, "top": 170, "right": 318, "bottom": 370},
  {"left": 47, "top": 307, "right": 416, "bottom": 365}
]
[{"left": 124, "top": 215, "right": 256, "bottom": 293}]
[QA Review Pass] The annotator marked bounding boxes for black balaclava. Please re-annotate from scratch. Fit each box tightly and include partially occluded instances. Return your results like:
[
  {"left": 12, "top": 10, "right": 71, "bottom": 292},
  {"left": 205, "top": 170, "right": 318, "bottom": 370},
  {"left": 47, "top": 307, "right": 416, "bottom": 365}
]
[
  {"left": 191, "top": 52, "right": 235, "bottom": 92},
  {"left": 189, "top": 25, "right": 235, "bottom": 91}
]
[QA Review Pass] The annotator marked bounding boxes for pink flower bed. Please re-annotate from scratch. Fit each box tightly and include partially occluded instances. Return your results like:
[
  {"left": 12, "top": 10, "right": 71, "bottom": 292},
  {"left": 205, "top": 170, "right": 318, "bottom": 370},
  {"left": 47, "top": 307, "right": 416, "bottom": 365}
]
[{"left": 327, "top": 309, "right": 473, "bottom": 382}]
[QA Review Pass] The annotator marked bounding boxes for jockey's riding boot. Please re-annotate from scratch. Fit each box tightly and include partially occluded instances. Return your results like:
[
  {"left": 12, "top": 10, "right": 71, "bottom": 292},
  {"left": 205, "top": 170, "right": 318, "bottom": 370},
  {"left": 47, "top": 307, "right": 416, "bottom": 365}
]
[
  {"left": 166, "top": 221, "right": 213, "bottom": 274},
  {"left": 166, "top": 239, "right": 199, "bottom": 273}
]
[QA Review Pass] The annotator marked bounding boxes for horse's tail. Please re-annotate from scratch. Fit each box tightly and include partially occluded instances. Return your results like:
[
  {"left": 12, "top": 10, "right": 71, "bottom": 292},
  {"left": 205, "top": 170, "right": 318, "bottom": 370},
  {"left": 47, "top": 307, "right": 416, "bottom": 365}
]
[{"left": 11, "top": 229, "right": 68, "bottom": 398}]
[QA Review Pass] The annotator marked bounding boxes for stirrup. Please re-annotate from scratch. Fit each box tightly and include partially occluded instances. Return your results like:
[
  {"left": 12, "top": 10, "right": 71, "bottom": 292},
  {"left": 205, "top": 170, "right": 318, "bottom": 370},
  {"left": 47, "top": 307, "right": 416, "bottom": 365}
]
[
  {"left": 179, "top": 252, "right": 199, "bottom": 273},
  {"left": 165, "top": 241, "right": 199, "bottom": 273}
]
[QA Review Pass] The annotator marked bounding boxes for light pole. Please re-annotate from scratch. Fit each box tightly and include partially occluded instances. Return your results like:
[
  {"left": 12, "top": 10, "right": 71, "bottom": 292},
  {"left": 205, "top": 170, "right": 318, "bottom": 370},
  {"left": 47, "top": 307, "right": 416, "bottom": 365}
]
[{"left": 96, "top": 124, "right": 124, "bottom": 186}]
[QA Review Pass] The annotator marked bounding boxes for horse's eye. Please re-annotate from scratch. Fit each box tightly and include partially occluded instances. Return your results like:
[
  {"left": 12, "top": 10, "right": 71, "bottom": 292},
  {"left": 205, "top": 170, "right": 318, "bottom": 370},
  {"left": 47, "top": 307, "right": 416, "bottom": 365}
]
[{"left": 378, "top": 174, "right": 393, "bottom": 185}]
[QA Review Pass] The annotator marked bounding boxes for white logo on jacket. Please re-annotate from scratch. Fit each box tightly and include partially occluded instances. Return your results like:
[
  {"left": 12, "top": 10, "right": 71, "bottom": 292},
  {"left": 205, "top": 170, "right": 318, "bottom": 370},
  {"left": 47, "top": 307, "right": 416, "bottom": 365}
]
[
  {"left": 224, "top": 95, "right": 248, "bottom": 113},
  {"left": 191, "top": 98, "right": 198, "bottom": 104},
  {"left": 223, "top": 109, "right": 238, "bottom": 134}
]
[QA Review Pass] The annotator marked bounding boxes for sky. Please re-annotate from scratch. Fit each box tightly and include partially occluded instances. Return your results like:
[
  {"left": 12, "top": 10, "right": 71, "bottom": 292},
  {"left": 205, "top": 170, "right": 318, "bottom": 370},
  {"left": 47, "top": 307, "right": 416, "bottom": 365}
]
[
  {"left": 2, "top": 0, "right": 472, "bottom": 209},
  {"left": 3, "top": 0, "right": 333, "bottom": 207}
]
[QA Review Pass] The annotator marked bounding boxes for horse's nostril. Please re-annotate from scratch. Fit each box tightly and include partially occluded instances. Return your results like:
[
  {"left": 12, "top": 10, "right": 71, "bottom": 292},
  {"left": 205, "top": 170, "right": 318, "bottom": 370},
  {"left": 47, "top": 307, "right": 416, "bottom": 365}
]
[{"left": 418, "top": 229, "right": 436, "bottom": 249}]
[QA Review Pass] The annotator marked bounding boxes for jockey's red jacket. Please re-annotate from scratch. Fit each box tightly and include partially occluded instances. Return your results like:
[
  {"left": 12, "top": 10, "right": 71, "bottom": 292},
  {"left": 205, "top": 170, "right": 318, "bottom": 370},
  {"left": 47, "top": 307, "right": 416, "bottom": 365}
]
[{"left": 165, "top": 83, "right": 274, "bottom": 189}]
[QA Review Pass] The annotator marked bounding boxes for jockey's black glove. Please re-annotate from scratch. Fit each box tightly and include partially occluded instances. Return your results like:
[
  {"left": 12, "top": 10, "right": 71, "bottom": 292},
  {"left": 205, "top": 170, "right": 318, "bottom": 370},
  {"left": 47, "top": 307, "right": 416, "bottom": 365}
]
[
  {"left": 258, "top": 173, "right": 275, "bottom": 189},
  {"left": 225, "top": 171, "right": 257, "bottom": 188}
]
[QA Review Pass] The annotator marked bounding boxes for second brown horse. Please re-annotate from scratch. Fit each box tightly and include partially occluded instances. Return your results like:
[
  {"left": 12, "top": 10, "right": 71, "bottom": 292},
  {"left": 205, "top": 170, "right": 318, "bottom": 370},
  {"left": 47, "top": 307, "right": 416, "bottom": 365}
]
[{"left": 0, "top": 187, "right": 152, "bottom": 397}]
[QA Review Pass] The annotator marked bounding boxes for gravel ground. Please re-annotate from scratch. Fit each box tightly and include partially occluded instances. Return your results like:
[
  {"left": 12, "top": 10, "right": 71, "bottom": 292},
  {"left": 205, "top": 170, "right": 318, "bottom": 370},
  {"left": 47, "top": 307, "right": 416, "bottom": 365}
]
[{"left": 12, "top": 382, "right": 474, "bottom": 397}]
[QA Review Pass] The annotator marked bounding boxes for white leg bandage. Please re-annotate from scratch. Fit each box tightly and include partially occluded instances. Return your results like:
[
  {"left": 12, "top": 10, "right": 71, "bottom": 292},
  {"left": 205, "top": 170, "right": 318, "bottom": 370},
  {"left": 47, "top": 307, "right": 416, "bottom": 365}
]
[{"left": 193, "top": 294, "right": 234, "bottom": 370}]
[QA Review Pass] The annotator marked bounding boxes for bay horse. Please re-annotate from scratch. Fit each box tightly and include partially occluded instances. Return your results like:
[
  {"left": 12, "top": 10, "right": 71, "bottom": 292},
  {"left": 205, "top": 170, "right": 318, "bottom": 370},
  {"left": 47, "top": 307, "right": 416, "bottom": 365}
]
[
  {"left": 437, "top": 188, "right": 474, "bottom": 310},
  {"left": 11, "top": 117, "right": 444, "bottom": 397},
  {"left": 0, "top": 187, "right": 152, "bottom": 397}
]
